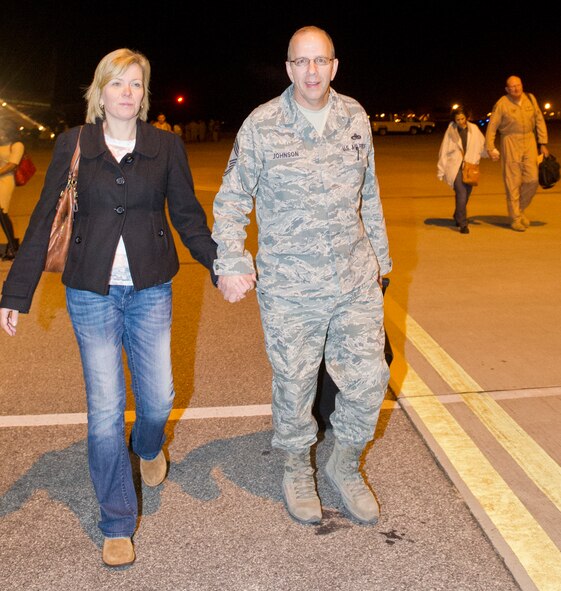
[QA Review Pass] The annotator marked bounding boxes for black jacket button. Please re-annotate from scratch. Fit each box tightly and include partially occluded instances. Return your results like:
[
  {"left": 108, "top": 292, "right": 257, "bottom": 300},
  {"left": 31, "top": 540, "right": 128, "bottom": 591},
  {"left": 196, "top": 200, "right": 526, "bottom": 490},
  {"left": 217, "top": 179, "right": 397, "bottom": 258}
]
[
  {"left": 114, "top": 206, "right": 125, "bottom": 214},
  {"left": 158, "top": 229, "right": 164, "bottom": 236},
  {"left": 116, "top": 177, "right": 125, "bottom": 185},
  {"left": 75, "top": 236, "right": 81, "bottom": 243}
]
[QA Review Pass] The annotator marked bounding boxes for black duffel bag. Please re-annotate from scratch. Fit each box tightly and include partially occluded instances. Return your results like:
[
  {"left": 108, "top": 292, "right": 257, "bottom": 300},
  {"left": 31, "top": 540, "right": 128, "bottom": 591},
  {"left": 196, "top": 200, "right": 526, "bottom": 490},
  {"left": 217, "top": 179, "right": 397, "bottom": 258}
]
[
  {"left": 539, "top": 153, "right": 560, "bottom": 189},
  {"left": 313, "top": 278, "right": 393, "bottom": 431}
]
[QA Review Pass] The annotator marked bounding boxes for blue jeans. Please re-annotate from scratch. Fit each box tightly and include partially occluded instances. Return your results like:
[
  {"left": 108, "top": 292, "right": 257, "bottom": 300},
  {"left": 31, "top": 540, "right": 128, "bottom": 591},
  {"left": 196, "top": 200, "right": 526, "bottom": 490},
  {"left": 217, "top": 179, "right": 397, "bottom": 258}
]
[
  {"left": 453, "top": 168, "right": 473, "bottom": 228},
  {"left": 66, "top": 283, "right": 174, "bottom": 538}
]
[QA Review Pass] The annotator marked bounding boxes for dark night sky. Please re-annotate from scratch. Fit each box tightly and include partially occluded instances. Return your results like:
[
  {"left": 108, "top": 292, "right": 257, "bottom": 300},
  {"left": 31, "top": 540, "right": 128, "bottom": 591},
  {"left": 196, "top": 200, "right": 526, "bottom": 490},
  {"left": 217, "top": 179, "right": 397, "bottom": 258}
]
[{"left": 3, "top": 2, "right": 561, "bottom": 129}]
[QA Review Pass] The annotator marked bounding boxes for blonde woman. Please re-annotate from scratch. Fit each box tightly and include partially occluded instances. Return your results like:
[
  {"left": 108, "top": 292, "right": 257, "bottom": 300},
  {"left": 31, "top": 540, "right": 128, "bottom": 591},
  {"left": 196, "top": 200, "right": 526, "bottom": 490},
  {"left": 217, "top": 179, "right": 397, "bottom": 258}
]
[{"left": 0, "top": 48, "right": 218, "bottom": 567}]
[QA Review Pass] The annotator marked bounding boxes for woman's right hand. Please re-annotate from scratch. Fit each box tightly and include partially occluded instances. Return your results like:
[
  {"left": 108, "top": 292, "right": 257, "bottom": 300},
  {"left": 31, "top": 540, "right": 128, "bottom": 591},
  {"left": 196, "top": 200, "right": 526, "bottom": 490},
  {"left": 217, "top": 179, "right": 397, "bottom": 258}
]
[
  {"left": 217, "top": 274, "right": 256, "bottom": 303},
  {"left": 0, "top": 308, "right": 19, "bottom": 336}
]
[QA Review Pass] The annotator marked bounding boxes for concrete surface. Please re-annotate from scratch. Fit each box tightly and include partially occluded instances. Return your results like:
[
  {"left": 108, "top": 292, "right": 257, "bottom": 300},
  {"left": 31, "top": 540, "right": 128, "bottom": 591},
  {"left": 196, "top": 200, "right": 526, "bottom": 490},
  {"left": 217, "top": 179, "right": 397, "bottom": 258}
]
[{"left": 1, "top": 125, "right": 561, "bottom": 590}]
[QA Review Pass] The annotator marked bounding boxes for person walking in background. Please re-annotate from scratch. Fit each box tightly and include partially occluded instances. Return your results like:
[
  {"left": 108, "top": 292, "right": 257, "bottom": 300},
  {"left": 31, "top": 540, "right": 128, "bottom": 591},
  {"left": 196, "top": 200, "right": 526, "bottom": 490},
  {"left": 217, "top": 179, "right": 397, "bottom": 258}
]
[
  {"left": 212, "top": 26, "right": 391, "bottom": 526},
  {"left": 186, "top": 119, "right": 199, "bottom": 142},
  {"left": 197, "top": 119, "right": 207, "bottom": 142},
  {"left": 0, "top": 48, "right": 217, "bottom": 567},
  {"left": 437, "top": 106, "right": 487, "bottom": 234},
  {"left": 0, "top": 118, "right": 24, "bottom": 260},
  {"left": 485, "top": 75, "right": 549, "bottom": 232},
  {"left": 211, "top": 119, "right": 221, "bottom": 142},
  {"left": 173, "top": 121, "right": 184, "bottom": 140},
  {"left": 152, "top": 111, "right": 172, "bottom": 132}
]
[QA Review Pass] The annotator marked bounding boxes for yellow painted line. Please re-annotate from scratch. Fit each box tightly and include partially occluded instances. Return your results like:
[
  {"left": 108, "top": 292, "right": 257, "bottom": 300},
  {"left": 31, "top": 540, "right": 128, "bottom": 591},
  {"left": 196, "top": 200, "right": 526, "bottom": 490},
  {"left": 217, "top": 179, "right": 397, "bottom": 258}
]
[
  {"left": 389, "top": 347, "right": 561, "bottom": 590},
  {"left": 385, "top": 294, "right": 561, "bottom": 513}
]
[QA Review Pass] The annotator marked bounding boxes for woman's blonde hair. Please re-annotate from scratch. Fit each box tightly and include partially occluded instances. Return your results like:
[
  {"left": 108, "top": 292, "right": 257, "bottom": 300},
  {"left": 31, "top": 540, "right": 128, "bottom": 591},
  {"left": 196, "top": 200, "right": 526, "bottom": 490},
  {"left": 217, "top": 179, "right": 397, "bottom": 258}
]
[{"left": 84, "top": 48, "right": 151, "bottom": 123}]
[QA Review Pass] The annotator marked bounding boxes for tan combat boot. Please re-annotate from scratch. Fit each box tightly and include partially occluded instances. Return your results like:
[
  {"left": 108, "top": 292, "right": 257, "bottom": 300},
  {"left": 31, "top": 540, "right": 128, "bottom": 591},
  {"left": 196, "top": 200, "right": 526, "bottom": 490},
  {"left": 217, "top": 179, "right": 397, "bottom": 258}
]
[
  {"left": 325, "top": 439, "right": 379, "bottom": 524},
  {"left": 282, "top": 450, "right": 322, "bottom": 524}
]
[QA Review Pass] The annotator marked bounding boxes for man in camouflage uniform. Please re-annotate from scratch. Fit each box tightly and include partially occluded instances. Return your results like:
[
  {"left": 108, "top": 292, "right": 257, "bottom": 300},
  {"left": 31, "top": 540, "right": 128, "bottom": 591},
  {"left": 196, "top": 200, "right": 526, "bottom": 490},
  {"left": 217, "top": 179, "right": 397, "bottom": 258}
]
[
  {"left": 212, "top": 26, "right": 392, "bottom": 525},
  {"left": 486, "top": 75, "right": 549, "bottom": 232}
]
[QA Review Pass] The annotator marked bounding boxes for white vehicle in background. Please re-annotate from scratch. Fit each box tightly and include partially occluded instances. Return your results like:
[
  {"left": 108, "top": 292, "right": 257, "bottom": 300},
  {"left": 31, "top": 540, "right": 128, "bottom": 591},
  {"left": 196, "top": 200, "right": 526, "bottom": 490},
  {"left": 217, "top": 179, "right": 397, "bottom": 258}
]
[{"left": 371, "top": 112, "right": 436, "bottom": 135}]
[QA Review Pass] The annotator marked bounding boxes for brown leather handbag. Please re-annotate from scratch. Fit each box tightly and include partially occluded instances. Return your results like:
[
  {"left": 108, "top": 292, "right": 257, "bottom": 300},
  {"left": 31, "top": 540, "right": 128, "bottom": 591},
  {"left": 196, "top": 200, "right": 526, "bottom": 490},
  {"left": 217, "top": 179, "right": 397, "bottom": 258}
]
[
  {"left": 462, "top": 161, "right": 480, "bottom": 186},
  {"left": 44, "top": 128, "right": 82, "bottom": 273}
]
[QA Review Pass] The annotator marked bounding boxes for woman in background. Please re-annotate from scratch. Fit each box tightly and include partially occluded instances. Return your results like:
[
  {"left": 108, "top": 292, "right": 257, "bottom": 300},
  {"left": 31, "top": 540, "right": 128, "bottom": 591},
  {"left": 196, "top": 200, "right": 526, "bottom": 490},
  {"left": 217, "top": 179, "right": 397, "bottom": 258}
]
[
  {"left": 0, "top": 118, "right": 24, "bottom": 259},
  {"left": 437, "top": 106, "right": 487, "bottom": 234}
]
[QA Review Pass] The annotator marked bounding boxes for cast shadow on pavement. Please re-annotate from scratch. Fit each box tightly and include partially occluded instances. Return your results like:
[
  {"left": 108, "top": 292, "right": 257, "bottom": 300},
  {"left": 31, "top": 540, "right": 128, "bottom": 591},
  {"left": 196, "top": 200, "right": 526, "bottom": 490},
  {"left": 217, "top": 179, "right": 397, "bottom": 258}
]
[
  {"left": 0, "top": 429, "right": 380, "bottom": 545},
  {"left": 470, "top": 214, "right": 546, "bottom": 228},
  {"left": 424, "top": 215, "right": 546, "bottom": 229},
  {"left": 0, "top": 440, "right": 161, "bottom": 546},
  {"left": 424, "top": 217, "right": 482, "bottom": 230}
]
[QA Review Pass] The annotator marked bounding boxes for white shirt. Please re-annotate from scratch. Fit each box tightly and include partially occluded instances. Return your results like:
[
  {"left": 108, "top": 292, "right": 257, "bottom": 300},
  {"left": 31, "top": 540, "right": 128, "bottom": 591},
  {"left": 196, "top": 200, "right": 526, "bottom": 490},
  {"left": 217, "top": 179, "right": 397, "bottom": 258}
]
[
  {"left": 104, "top": 135, "right": 135, "bottom": 285},
  {"left": 296, "top": 103, "right": 330, "bottom": 136}
]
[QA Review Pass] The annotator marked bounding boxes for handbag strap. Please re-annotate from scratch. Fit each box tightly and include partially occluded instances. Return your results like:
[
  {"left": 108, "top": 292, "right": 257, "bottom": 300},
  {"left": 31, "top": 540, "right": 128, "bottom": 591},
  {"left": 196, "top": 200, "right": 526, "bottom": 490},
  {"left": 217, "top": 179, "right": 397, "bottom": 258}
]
[
  {"left": 69, "top": 126, "right": 83, "bottom": 178},
  {"left": 66, "top": 127, "right": 83, "bottom": 214}
]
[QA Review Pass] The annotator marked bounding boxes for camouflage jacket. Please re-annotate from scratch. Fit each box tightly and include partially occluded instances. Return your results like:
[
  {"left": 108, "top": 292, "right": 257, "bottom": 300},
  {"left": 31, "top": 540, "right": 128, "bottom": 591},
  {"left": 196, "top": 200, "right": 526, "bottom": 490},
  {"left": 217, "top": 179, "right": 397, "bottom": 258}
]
[{"left": 212, "top": 85, "right": 392, "bottom": 296}]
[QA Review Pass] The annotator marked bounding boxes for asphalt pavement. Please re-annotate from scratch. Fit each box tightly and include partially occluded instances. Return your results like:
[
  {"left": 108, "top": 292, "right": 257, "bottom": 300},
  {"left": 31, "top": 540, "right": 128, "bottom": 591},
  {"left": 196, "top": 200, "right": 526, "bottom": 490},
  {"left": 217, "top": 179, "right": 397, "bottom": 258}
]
[{"left": 1, "top": 125, "right": 561, "bottom": 591}]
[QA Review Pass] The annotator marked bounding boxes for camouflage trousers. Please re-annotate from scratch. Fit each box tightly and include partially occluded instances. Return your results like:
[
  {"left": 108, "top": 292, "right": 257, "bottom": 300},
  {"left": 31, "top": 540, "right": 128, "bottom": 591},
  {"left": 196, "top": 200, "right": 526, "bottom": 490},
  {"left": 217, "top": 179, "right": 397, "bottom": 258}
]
[{"left": 257, "top": 280, "right": 389, "bottom": 452}]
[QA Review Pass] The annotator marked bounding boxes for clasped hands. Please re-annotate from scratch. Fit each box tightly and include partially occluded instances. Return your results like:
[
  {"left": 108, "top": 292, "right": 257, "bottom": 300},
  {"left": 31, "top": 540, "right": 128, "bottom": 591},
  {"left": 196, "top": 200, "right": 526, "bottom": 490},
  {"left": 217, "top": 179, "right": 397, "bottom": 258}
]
[{"left": 217, "top": 273, "right": 256, "bottom": 303}]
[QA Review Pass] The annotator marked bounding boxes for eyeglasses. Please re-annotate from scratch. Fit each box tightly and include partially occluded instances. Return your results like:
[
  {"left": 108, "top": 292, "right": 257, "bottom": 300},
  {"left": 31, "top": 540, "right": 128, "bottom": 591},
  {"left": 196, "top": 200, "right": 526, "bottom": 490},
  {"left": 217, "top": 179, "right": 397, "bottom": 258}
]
[{"left": 289, "top": 56, "right": 334, "bottom": 67}]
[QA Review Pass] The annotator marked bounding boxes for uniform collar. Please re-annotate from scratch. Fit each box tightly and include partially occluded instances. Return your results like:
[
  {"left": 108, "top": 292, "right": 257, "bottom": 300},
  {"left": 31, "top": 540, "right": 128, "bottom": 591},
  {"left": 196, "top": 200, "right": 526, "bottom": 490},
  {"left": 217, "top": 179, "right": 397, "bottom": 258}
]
[
  {"left": 282, "top": 86, "right": 347, "bottom": 119},
  {"left": 280, "top": 85, "right": 352, "bottom": 136}
]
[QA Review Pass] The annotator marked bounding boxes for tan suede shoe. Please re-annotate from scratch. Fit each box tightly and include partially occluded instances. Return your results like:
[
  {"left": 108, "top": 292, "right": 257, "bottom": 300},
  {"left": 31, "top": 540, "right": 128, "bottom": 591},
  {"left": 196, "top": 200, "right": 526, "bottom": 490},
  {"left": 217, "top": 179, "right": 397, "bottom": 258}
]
[
  {"left": 140, "top": 450, "right": 167, "bottom": 487},
  {"left": 102, "top": 537, "right": 135, "bottom": 567}
]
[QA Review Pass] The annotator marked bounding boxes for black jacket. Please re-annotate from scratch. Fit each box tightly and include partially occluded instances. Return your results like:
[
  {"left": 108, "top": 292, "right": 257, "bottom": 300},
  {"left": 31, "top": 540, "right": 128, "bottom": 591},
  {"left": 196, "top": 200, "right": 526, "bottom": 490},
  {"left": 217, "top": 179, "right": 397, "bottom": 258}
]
[{"left": 1, "top": 120, "right": 217, "bottom": 313}]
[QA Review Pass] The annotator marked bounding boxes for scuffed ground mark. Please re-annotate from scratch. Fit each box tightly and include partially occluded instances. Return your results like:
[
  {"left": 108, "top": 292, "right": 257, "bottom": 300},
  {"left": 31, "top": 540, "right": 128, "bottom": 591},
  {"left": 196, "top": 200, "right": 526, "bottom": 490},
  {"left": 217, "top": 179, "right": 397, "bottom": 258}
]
[
  {"left": 314, "top": 509, "right": 352, "bottom": 535},
  {"left": 378, "top": 528, "right": 415, "bottom": 545}
]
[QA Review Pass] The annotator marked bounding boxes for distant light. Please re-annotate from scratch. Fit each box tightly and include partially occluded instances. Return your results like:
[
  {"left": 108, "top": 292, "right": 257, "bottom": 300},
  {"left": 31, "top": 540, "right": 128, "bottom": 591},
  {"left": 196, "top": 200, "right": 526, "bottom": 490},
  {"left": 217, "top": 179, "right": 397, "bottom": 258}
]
[{"left": 176, "top": 96, "right": 185, "bottom": 104}]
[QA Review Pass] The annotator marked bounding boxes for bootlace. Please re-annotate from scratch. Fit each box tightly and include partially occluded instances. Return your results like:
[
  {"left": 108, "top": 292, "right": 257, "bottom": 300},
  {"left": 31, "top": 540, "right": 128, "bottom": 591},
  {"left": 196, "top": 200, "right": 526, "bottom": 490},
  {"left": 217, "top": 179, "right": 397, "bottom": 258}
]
[
  {"left": 291, "top": 466, "right": 317, "bottom": 499},
  {"left": 285, "top": 455, "right": 316, "bottom": 499},
  {"left": 339, "top": 455, "right": 372, "bottom": 498}
]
